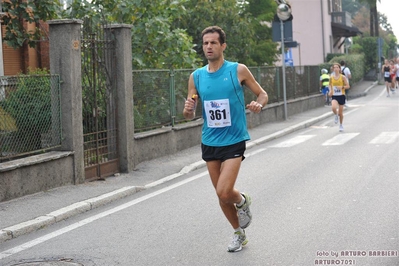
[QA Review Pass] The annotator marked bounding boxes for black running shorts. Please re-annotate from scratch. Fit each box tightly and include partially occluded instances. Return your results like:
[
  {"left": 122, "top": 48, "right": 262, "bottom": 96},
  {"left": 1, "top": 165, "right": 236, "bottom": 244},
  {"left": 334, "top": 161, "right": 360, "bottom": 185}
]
[
  {"left": 201, "top": 141, "right": 246, "bottom": 162},
  {"left": 332, "top": 95, "right": 346, "bottom": 105}
]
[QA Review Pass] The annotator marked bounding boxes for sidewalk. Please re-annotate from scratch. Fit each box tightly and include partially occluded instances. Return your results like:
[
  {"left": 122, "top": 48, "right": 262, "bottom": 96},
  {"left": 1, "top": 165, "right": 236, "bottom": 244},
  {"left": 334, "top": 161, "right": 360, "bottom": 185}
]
[{"left": 0, "top": 80, "right": 378, "bottom": 243}]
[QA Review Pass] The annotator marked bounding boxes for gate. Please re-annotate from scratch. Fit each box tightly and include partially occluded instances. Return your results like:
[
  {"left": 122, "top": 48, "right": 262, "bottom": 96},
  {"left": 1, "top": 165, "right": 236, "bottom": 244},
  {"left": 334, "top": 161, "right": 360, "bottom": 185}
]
[{"left": 81, "top": 20, "right": 119, "bottom": 181}]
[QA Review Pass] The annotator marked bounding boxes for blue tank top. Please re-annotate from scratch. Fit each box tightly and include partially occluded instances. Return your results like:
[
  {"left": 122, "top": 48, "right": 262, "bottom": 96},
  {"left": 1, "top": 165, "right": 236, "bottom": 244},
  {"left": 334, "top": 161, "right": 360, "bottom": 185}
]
[{"left": 193, "top": 60, "right": 250, "bottom": 146}]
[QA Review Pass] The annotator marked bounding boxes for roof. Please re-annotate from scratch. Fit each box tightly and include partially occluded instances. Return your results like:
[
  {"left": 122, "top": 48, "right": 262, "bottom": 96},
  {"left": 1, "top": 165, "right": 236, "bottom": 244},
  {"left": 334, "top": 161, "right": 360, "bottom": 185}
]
[{"left": 331, "top": 22, "right": 363, "bottom": 38}]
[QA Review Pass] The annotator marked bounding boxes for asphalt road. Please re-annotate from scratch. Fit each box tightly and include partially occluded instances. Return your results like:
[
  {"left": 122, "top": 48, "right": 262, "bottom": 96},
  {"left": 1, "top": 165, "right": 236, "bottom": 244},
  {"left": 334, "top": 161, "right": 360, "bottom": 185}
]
[{"left": 0, "top": 86, "right": 398, "bottom": 265}]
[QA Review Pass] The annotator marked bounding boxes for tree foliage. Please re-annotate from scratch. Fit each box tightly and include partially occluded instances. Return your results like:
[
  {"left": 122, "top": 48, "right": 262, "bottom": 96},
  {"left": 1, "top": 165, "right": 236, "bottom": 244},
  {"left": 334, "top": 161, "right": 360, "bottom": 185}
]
[
  {"left": 66, "top": 0, "right": 200, "bottom": 69},
  {"left": 178, "top": 0, "right": 255, "bottom": 66},
  {"left": 349, "top": 0, "right": 397, "bottom": 59},
  {"left": 242, "top": 0, "right": 279, "bottom": 66},
  {"left": 342, "top": 0, "right": 364, "bottom": 18},
  {"left": 177, "top": 0, "right": 278, "bottom": 66},
  {"left": 351, "top": 6, "right": 371, "bottom": 35},
  {"left": 2, "top": 0, "right": 281, "bottom": 69},
  {"left": 357, "top": 0, "right": 380, "bottom": 37},
  {"left": 2, "top": 0, "right": 62, "bottom": 48}
]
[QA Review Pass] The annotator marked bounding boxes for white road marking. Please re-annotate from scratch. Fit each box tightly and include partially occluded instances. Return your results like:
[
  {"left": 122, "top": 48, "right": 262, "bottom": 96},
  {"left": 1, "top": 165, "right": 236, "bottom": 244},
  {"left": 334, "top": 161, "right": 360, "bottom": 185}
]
[
  {"left": 271, "top": 135, "right": 315, "bottom": 148},
  {"left": 246, "top": 148, "right": 267, "bottom": 157},
  {"left": 369, "top": 132, "right": 399, "bottom": 144},
  {"left": 322, "top": 133, "right": 360, "bottom": 146}
]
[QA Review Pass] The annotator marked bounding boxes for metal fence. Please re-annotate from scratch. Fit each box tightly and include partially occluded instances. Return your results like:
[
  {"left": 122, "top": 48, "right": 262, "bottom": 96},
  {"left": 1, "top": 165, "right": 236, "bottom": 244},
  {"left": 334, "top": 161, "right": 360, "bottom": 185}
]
[
  {"left": 0, "top": 66, "right": 320, "bottom": 161},
  {"left": 132, "top": 65, "right": 320, "bottom": 132},
  {"left": 0, "top": 75, "right": 62, "bottom": 162},
  {"left": 81, "top": 18, "right": 119, "bottom": 180}
]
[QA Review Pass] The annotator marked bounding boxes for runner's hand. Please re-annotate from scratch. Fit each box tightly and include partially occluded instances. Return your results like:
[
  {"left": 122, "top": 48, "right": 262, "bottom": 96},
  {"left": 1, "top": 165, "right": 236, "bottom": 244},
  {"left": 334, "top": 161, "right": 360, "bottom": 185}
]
[{"left": 246, "top": 101, "right": 263, "bottom": 114}]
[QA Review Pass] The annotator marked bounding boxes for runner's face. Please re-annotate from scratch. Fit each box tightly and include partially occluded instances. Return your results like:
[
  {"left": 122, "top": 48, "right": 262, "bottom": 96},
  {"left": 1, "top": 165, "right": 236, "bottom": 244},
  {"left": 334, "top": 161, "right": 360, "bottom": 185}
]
[
  {"left": 333, "top": 64, "right": 340, "bottom": 73},
  {"left": 202, "top": 32, "right": 225, "bottom": 61}
]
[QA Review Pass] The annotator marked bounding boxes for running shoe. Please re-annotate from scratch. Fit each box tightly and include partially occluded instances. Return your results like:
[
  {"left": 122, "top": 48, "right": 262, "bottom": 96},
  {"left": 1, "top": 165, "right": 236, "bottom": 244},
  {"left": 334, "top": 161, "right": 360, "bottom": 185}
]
[
  {"left": 339, "top": 125, "right": 344, "bottom": 132},
  {"left": 227, "top": 230, "right": 248, "bottom": 252},
  {"left": 334, "top": 114, "right": 338, "bottom": 124},
  {"left": 237, "top": 193, "right": 252, "bottom": 229}
]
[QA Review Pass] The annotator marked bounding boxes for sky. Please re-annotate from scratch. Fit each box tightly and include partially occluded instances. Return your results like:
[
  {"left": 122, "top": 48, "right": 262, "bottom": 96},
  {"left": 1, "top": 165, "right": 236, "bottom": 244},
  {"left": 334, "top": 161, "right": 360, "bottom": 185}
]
[{"left": 377, "top": 0, "right": 399, "bottom": 39}]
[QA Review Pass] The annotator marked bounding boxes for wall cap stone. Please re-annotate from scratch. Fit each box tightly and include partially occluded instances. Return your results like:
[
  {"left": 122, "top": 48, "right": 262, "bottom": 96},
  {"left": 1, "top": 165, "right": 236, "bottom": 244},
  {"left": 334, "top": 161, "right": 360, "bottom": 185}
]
[
  {"left": 47, "top": 19, "right": 83, "bottom": 25},
  {"left": 0, "top": 151, "right": 73, "bottom": 172}
]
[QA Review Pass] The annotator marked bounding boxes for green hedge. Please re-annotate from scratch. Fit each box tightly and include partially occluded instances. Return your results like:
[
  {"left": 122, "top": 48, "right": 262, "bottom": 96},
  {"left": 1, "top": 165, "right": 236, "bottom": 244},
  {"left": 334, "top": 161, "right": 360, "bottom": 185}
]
[{"left": 318, "top": 54, "right": 365, "bottom": 85}]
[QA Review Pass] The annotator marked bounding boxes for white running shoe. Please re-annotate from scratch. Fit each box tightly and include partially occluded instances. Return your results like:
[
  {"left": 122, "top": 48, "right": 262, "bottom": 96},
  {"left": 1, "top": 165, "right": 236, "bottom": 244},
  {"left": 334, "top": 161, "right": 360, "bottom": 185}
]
[
  {"left": 334, "top": 114, "right": 338, "bottom": 124},
  {"left": 227, "top": 231, "right": 248, "bottom": 252},
  {"left": 339, "top": 125, "right": 344, "bottom": 132},
  {"left": 237, "top": 193, "right": 252, "bottom": 229}
]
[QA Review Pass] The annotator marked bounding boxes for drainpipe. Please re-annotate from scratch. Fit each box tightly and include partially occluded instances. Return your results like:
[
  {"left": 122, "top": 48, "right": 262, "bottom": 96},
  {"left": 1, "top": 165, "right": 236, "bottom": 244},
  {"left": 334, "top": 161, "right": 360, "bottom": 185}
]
[{"left": 320, "top": 0, "right": 326, "bottom": 61}]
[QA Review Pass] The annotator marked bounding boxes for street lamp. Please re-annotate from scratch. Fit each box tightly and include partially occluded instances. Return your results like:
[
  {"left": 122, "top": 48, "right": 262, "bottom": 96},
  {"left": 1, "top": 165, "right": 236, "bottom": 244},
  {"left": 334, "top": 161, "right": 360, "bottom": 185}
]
[{"left": 276, "top": 2, "right": 292, "bottom": 21}]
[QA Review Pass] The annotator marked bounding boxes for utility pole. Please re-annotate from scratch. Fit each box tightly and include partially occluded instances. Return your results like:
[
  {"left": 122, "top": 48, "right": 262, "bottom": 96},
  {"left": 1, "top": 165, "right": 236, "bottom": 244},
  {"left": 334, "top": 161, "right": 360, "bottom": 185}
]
[
  {"left": 272, "top": 0, "right": 294, "bottom": 120},
  {"left": 0, "top": 1, "right": 5, "bottom": 77},
  {"left": 280, "top": 20, "right": 287, "bottom": 120},
  {"left": 0, "top": 2, "right": 5, "bottom": 101}
]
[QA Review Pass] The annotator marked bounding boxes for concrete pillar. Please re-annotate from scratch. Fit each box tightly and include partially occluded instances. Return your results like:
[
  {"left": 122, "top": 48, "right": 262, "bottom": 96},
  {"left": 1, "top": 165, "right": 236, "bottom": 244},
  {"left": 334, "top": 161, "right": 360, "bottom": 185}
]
[
  {"left": 105, "top": 24, "right": 135, "bottom": 173},
  {"left": 48, "top": 19, "right": 84, "bottom": 184}
]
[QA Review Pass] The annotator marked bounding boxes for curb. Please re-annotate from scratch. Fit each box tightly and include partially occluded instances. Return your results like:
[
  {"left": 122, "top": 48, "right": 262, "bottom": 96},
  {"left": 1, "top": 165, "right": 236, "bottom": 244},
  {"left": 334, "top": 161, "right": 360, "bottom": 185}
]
[{"left": 0, "top": 186, "right": 139, "bottom": 243}]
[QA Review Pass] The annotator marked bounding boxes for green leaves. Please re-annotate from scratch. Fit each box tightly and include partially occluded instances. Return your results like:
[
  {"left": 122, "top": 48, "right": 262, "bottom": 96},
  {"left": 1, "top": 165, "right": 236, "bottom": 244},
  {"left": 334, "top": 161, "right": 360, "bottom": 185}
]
[
  {"left": 0, "top": 68, "right": 54, "bottom": 152},
  {"left": 2, "top": 0, "right": 62, "bottom": 49},
  {"left": 67, "top": 0, "right": 200, "bottom": 69},
  {"left": 2, "top": 0, "right": 280, "bottom": 68}
]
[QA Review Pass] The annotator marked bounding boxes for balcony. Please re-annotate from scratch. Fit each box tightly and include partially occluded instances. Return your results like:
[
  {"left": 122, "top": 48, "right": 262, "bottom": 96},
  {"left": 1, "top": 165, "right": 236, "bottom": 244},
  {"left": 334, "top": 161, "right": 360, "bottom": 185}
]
[
  {"left": 332, "top": 11, "right": 353, "bottom": 27},
  {"left": 331, "top": 11, "right": 362, "bottom": 38}
]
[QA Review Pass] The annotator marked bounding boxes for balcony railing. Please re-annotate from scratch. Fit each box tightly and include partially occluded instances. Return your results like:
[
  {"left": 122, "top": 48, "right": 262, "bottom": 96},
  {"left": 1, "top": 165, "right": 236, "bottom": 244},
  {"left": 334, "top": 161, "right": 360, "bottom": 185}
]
[{"left": 331, "top": 11, "right": 352, "bottom": 27}]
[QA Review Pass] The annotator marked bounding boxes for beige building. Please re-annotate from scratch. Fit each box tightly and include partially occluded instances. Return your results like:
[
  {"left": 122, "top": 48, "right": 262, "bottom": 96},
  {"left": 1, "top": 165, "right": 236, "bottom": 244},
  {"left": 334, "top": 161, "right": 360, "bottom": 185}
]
[{"left": 285, "top": 0, "right": 361, "bottom": 66}]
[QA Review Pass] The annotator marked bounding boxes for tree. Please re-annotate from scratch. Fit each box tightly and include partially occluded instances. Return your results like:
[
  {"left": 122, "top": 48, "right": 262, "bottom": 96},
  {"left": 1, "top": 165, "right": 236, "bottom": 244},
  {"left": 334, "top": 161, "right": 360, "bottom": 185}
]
[
  {"left": 379, "top": 13, "right": 393, "bottom": 35},
  {"left": 241, "top": 0, "right": 279, "bottom": 66},
  {"left": 177, "top": 0, "right": 256, "bottom": 66},
  {"left": 352, "top": 6, "right": 372, "bottom": 36},
  {"left": 66, "top": 0, "right": 200, "bottom": 69},
  {"left": 358, "top": 0, "right": 380, "bottom": 37},
  {"left": 2, "top": 0, "right": 61, "bottom": 48},
  {"left": 351, "top": 0, "right": 397, "bottom": 59},
  {"left": 2, "top": 0, "right": 281, "bottom": 69},
  {"left": 342, "top": 0, "right": 363, "bottom": 18},
  {"left": 176, "top": 0, "right": 279, "bottom": 66}
]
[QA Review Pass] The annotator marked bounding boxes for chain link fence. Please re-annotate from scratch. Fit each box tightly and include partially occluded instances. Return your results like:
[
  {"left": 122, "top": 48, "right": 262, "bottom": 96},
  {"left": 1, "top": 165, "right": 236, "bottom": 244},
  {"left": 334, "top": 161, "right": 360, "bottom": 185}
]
[
  {"left": 133, "top": 65, "right": 320, "bottom": 133},
  {"left": 0, "top": 75, "right": 62, "bottom": 162},
  {"left": 0, "top": 66, "right": 320, "bottom": 161}
]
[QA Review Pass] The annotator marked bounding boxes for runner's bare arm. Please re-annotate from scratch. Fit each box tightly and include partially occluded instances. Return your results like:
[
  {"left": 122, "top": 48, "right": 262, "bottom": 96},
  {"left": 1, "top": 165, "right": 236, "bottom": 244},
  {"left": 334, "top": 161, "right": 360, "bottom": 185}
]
[
  {"left": 237, "top": 64, "right": 268, "bottom": 114},
  {"left": 183, "top": 73, "right": 198, "bottom": 120}
]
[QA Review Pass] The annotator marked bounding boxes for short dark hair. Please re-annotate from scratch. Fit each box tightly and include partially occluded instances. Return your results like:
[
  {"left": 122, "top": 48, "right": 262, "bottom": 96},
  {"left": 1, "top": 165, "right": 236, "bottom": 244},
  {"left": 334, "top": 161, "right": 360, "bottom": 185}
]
[
  {"left": 340, "top": 60, "right": 345, "bottom": 66},
  {"left": 201, "top": 26, "right": 226, "bottom": 44}
]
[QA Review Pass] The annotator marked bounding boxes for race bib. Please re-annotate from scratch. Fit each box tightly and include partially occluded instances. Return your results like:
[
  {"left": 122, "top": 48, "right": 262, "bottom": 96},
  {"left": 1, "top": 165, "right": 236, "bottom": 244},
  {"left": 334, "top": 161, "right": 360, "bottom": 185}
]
[
  {"left": 204, "top": 99, "right": 231, "bottom": 128},
  {"left": 385, "top": 71, "right": 390, "bottom": 78},
  {"left": 333, "top": 86, "right": 343, "bottom": 96}
]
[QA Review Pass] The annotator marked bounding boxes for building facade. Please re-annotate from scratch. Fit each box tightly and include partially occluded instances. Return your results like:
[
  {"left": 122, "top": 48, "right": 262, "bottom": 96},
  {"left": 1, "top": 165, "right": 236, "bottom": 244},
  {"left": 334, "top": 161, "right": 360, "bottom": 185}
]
[{"left": 286, "top": 0, "right": 361, "bottom": 66}]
